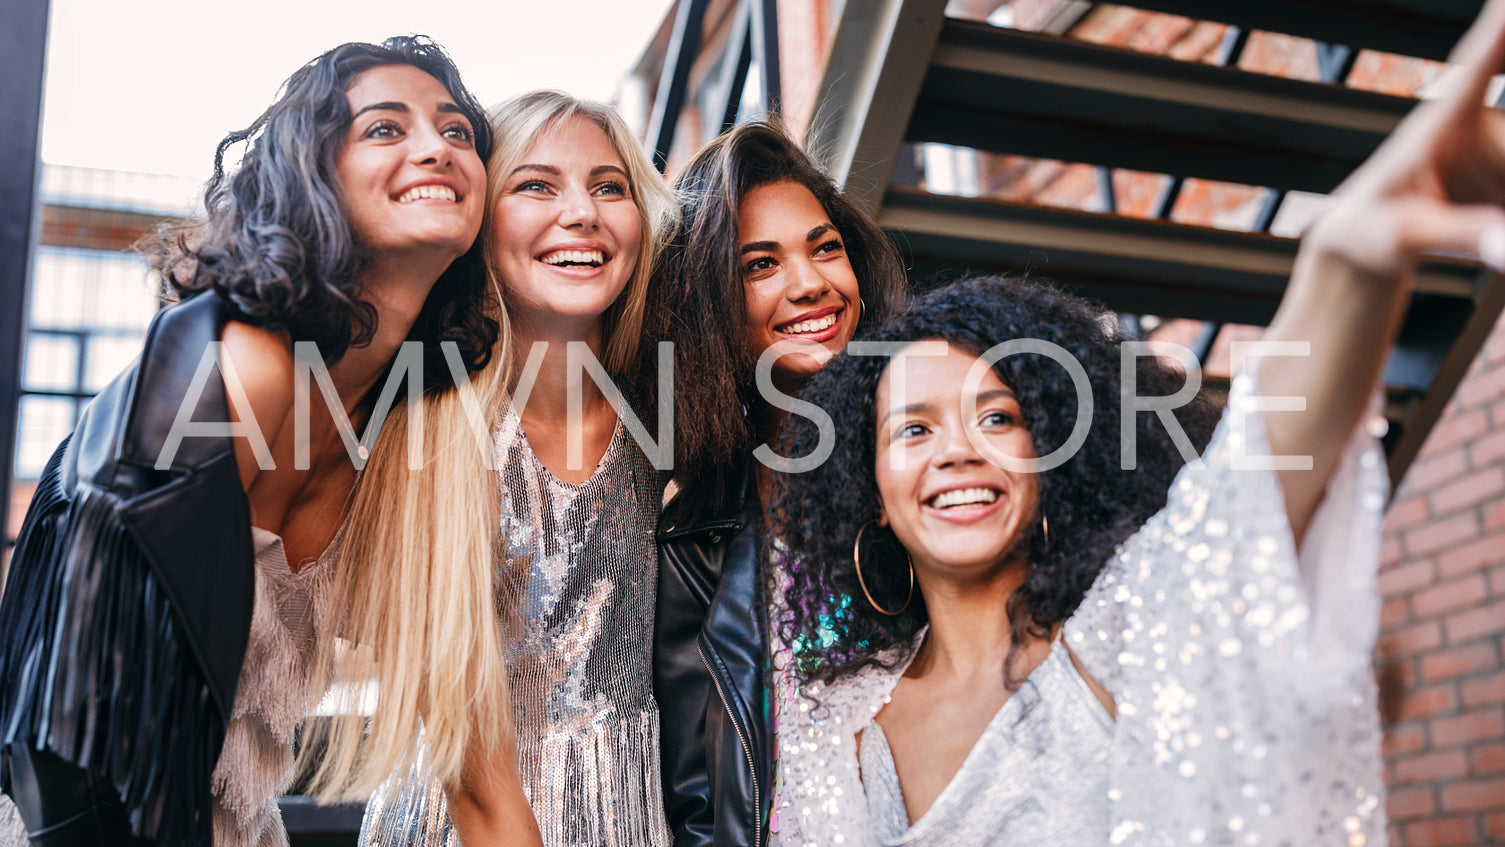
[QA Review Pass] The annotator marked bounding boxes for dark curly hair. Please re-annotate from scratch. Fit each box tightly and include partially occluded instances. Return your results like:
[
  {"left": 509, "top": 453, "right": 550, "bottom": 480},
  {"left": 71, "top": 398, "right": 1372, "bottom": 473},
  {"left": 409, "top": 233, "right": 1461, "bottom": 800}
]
[
  {"left": 646, "top": 119, "right": 908, "bottom": 514},
  {"left": 146, "top": 35, "right": 496, "bottom": 387},
  {"left": 770, "top": 275, "right": 1217, "bottom": 688}
]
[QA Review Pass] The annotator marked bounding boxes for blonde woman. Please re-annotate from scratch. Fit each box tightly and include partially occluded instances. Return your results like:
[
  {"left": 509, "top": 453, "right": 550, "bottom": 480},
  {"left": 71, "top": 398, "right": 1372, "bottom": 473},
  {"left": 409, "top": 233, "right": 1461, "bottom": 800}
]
[{"left": 312, "top": 91, "right": 678, "bottom": 847}]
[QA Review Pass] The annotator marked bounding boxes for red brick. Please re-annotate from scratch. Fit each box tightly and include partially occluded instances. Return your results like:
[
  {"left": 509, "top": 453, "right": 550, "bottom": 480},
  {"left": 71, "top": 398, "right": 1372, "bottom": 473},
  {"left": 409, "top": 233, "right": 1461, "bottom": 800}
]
[
  {"left": 1404, "top": 815, "right": 1479, "bottom": 845},
  {"left": 1493, "top": 563, "right": 1505, "bottom": 594},
  {"left": 1384, "top": 723, "right": 1429, "bottom": 756},
  {"left": 1420, "top": 641, "right": 1500, "bottom": 682},
  {"left": 1404, "top": 513, "right": 1481, "bottom": 558},
  {"left": 1396, "top": 682, "right": 1457, "bottom": 721},
  {"left": 1432, "top": 708, "right": 1505, "bottom": 747},
  {"left": 1382, "top": 536, "right": 1405, "bottom": 568},
  {"left": 1380, "top": 560, "right": 1437, "bottom": 599},
  {"left": 1462, "top": 671, "right": 1505, "bottom": 708},
  {"left": 1385, "top": 496, "right": 1432, "bottom": 532},
  {"left": 1426, "top": 409, "right": 1489, "bottom": 452},
  {"left": 1445, "top": 600, "right": 1505, "bottom": 643},
  {"left": 1487, "top": 811, "right": 1505, "bottom": 840},
  {"left": 1396, "top": 749, "right": 1470, "bottom": 783},
  {"left": 1472, "top": 741, "right": 1505, "bottom": 774},
  {"left": 1441, "top": 776, "right": 1505, "bottom": 812},
  {"left": 1431, "top": 467, "right": 1505, "bottom": 515},
  {"left": 1380, "top": 621, "right": 1445, "bottom": 659},
  {"left": 1484, "top": 498, "right": 1505, "bottom": 529},
  {"left": 1472, "top": 427, "right": 1505, "bottom": 467},
  {"left": 1401, "top": 449, "right": 1470, "bottom": 497},
  {"left": 1382, "top": 597, "right": 1410, "bottom": 628},
  {"left": 1412, "top": 575, "right": 1489, "bottom": 619},
  {"left": 1387, "top": 786, "right": 1438, "bottom": 819},
  {"left": 1456, "top": 365, "right": 1505, "bottom": 410},
  {"left": 1436, "top": 532, "right": 1505, "bottom": 578}
]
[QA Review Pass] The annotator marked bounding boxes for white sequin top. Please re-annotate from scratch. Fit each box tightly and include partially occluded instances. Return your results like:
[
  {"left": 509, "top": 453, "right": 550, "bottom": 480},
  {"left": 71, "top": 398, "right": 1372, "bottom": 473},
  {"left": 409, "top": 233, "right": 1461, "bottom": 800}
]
[{"left": 773, "top": 370, "right": 1389, "bottom": 847}]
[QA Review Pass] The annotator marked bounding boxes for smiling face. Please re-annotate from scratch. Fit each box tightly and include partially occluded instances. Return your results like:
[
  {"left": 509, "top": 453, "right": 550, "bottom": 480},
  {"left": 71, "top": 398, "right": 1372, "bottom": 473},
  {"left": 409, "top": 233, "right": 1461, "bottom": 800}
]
[
  {"left": 739, "top": 180, "right": 862, "bottom": 393},
  {"left": 489, "top": 114, "right": 642, "bottom": 337},
  {"left": 335, "top": 64, "right": 486, "bottom": 266},
  {"left": 874, "top": 341, "right": 1040, "bottom": 583}
]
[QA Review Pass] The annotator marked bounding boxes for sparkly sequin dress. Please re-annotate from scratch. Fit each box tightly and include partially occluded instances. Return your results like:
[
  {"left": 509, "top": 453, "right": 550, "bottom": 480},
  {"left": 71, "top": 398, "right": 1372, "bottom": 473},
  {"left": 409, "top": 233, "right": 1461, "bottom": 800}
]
[
  {"left": 361, "top": 404, "right": 672, "bottom": 847},
  {"left": 774, "top": 371, "right": 1389, "bottom": 846}
]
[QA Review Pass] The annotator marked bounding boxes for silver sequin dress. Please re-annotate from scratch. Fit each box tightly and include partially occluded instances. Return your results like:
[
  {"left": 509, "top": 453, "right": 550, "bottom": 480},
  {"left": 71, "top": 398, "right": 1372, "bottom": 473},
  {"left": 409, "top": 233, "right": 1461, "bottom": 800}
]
[
  {"left": 361, "top": 404, "right": 672, "bottom": 847},
  {"left": 774, "top": 369, "right": 1389, "bottom": 847}
]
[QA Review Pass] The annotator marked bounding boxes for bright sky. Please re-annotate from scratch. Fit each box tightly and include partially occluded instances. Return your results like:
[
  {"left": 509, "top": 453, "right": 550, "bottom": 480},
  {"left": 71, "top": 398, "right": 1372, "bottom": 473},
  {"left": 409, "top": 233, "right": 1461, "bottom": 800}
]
[{"left": 40, "top": 0, "right": 674, "bottom": 182}]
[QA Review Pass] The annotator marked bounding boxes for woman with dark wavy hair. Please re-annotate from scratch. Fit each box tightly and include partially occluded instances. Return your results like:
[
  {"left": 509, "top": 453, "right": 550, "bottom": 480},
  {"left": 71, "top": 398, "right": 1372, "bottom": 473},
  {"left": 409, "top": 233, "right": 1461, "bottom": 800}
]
[
  {"left": 769, "top": 2, "right": 1505, "bottom": 838},
  {"left": 0, "top": 35, "right": 497, "bottom": 847},
  {"left": 649, "top": 119, "right": 906, "bottom": 847}
]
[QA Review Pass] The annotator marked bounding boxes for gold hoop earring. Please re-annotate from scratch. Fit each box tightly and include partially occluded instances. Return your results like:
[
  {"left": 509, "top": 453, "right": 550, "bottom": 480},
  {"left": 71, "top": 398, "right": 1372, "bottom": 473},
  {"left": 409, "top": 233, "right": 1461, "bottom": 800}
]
[
  {"left": 1040, "top": 511, "right": 1050, "bottom": 553},
  {"left": 853, "top": 520, "right": 914, "bottom": 616}
]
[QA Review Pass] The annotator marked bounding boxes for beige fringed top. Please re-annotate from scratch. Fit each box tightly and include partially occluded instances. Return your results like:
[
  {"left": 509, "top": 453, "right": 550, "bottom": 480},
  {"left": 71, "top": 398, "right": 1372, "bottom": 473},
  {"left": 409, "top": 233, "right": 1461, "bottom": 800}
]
[{"left": 210, "top": 528, "right": 337, "bottom": 847}]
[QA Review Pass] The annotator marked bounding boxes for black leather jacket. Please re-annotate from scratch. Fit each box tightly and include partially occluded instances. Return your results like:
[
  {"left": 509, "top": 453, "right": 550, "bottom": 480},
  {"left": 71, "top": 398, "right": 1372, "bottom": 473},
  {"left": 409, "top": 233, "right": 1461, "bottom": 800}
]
[
  {"left": 0, "top": 293, "right": 254, "bottom": 846},
  {"left": 654, "top": 457, "right": 772, "bottom": 847}
]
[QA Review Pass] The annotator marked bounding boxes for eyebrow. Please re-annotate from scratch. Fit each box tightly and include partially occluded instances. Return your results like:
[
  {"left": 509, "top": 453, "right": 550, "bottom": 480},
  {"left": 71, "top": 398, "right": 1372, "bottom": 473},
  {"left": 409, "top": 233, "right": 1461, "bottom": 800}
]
[
  {"left": 509, "top": 164, "right": 629, "bottom": 180},
  {"left": 878, "top": 388, "right": 1018, "bottom": 426},
  {"left": 741, "top": 222, "right": 838, "bottom": 256},
  {"left": 352, "top": 101, "right": 408, "bottom": 119},
  {"left": 352, "top": 101, "right": 467, "bottom": 120}
]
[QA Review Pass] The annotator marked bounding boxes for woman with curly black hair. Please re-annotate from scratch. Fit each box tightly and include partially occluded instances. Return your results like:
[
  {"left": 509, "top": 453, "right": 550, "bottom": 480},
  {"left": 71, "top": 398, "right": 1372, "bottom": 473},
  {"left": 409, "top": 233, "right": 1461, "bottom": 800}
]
[
  {"left": 649, "top": 120, "right": 906, "bottom": 847},
  {"left": 769, "top": 1, "right": 1505, "bottom": 838},
  {"left": 0, "top": 36, "right": 497, "bottom": 847}
]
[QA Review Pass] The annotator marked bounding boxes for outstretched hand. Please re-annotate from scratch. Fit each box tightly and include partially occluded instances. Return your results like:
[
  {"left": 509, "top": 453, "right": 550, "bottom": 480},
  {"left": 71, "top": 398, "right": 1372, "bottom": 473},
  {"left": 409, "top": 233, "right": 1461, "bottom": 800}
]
[
  {"left": 1266, "top": 0, "right": 1505, "bottom": 543},
  {"left": 1311, "top": 0, "right": 1505, "bottom": 274}
]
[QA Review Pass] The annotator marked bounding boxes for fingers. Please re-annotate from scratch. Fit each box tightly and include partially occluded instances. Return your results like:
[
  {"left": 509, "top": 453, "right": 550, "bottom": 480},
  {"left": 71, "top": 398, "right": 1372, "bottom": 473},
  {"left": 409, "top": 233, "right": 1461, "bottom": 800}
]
[
  {"left": 1448, "top": 0, "right": 1505, "bottom": 108},
  {"left": 1393, "top": 200, "right": 1505, "bottom": 272}
]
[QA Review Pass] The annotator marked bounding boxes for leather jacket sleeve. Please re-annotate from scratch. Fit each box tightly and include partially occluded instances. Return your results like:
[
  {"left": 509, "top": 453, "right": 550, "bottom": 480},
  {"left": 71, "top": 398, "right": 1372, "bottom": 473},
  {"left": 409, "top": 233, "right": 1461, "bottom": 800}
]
[
  {"left": 0, "top": 293, "right": 254, "bottom": 846},
  {"left": 654, "top": 460, "right": 771, "bottom": 847}
]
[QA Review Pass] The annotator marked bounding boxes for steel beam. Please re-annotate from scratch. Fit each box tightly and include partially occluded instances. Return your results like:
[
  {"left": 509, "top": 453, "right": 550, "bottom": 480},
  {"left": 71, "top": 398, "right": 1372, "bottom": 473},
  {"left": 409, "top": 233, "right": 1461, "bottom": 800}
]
[
  {"left": 910, "top": 20, "right": 1415, "bottom": 194},
  {"left": 805, "top": 0, "right": 948, "bottom": 215},
  {"left": 648, "top": 0, "right": 713, "bottom": 171},
  {"left": 749, "top": 0, "right": 780, "bottom": 112},
  {"left": 879, "top": 187, "right": 1475, "bottom": 313},
  {"left": 0, "top": 0, "right": 49, "bottom": 557},
  {"left": 1114, "top": 0, "right": 1481, "bottom": 63}
]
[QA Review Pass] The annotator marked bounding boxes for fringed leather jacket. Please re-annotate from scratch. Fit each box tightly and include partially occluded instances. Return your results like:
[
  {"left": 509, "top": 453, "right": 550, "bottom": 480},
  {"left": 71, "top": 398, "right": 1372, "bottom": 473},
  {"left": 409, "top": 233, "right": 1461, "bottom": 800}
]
[
  {"left": 654, "top": 457, "right": 772, "bottom": 847},
  {"left": 0, "top": 292, "right": 254, "bottom": 846}
]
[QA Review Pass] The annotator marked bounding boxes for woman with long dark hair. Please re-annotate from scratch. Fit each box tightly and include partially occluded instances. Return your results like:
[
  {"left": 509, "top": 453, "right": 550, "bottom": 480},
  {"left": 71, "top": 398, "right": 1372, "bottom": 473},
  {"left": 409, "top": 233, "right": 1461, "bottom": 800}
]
[
  {"left": 0, "top": 36, "right": 498, "bottom": 847},
  {"left": 649, "top": 120, "right": 906, "bottom": 847}
]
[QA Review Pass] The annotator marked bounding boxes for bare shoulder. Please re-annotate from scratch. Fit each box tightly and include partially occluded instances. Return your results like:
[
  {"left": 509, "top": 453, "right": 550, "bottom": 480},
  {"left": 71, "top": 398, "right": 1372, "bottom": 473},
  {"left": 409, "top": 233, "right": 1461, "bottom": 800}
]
[{"left": 220, "top": 320, "right": 294, "bottom": 484}]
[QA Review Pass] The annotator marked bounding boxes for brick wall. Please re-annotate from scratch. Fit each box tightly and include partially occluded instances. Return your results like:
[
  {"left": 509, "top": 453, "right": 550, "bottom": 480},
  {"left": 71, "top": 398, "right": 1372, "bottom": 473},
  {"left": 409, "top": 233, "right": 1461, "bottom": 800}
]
[{"left": 1379, "top": 317, "right": 1505, "bottom": 846}]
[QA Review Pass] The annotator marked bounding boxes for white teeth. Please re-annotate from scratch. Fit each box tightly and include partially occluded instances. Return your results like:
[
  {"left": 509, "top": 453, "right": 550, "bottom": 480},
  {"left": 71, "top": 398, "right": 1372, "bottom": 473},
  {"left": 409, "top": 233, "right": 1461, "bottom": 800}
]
[
  {"left": 778, "top": 313, "right": 838, "bottom": 335},
  {"left": 397, "top": 184, "right": 457, "bottom": 203},
  {"left": 540, "top": 250, "right": 605, "bottom": 267},
  {"left": 929, "top": 487, "right": 1000, "bottom": 509}
]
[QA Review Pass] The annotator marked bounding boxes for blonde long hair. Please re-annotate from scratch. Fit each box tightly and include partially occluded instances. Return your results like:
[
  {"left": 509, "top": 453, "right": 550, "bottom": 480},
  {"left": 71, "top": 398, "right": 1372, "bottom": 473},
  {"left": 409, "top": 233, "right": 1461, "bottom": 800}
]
[{"left": 302, "top": 90, "right": 676, "bottom": 798}]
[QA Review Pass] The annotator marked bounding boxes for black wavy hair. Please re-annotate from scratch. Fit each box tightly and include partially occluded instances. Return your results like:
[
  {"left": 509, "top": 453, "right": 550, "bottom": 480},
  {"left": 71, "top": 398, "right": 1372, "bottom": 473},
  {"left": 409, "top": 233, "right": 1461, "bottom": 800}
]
[
  {"left": 770, "top": 275, "right": 1217, "bottom": 688},
  {"left": 646, "top": 118, "right": 908, "bottom": 513},
  {"left": 147, "top": 35, "right": 496, "bottom": 387}
]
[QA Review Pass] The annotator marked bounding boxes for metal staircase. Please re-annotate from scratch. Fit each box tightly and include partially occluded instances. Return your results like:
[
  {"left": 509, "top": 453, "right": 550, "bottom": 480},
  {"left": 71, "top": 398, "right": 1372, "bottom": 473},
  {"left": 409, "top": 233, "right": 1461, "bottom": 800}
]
[{"left": 797, "top": 0, "right": 1500, "bottom": 486}]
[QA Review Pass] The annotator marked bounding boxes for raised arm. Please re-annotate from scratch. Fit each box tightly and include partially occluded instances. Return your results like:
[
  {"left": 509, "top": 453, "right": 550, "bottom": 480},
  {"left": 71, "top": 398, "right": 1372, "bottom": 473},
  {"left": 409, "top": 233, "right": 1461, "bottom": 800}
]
[{"left": 1263, "top": 0, "right": 1505, "bottom": 542}]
